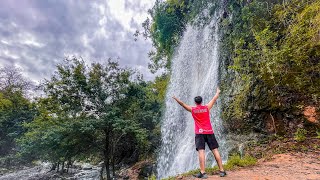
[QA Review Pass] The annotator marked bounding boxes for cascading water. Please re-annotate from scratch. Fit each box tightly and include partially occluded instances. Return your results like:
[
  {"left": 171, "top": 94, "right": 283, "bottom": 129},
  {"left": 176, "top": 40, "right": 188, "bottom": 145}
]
[{"left": 157, "top": 5, "right": 228, "bottom": 179}]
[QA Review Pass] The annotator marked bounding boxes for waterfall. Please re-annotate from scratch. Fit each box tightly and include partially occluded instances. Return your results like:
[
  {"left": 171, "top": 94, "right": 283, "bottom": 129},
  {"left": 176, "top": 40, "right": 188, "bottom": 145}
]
[{"left": 157, "top": 7, "right": 228, "bottom": 179}]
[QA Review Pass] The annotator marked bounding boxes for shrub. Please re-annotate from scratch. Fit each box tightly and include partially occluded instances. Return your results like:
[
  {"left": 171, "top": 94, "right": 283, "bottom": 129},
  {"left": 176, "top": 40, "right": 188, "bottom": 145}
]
[
  {"left": 224, "top": 154, "right": 257, "bottom": 169},
  {"left": 148, "top": 174, "right": 157, "bottom": 180},
  {"left": 294, "top": 128, "right": 307, "bottom": 142}
]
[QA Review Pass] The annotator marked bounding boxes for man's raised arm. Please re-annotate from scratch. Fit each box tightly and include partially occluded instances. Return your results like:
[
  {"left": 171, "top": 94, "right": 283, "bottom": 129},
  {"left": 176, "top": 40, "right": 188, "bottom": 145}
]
[
  {"left": 206, "top": 87, "right": 221, "bottom": 110},
  {"left": 172, "top": 96, "right": 192, "bottom": 112}
]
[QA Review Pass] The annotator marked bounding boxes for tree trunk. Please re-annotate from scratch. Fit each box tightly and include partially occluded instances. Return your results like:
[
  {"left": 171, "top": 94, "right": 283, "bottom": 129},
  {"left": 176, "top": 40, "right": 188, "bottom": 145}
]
[
  {"left": 104, "top": 129, "right": 111, "bottom": 180},
  {"left": 112, "top": 158, "right": 116, "bottom": 177},
  {"left": 50, "top": 163, "right": 56, "bottom": 172},
  {"left": 112, "top": 156, "right": 115, "bottom": 177},
  {"left": 111, "top": 136, "right": 116, "bottom": 178},
  {"left": 67, "top": 160, "right": 71, "bottom": 173},
  {"left": 100, "top": 165, "right": 104, "bottom": 180},
  {"left": 104, "top": 152, "right": 111, "bottom": 180},
  {"left": 57, "top": 162, "right": 60, "bottom": 173},
  {"left": 270, "top": 112, "right": 277, "bottom": 135},
  {"left": 61, "top": 161, "right": 65, "bottom": 173}
]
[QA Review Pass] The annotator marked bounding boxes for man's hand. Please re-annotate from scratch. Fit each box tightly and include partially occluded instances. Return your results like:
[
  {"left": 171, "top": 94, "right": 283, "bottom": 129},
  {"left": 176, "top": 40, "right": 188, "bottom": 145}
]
[
  {"left": 172, "top": 96, "right": 192, "bottom": 112},
  {"left": 216, "top": 87, "right": 221, "bottom": 94},
  {"left": 206, "top": 87, "right": 221, "bottom": 110}
]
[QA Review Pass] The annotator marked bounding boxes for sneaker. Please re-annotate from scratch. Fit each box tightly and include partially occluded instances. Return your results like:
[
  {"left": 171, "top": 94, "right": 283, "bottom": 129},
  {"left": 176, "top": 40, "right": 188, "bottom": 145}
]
[
  {"left": 219, "top": 171, "right": 227, "bottom": 177},
  {"left": 193, "top": 172, "right": 208, "bottom": 179}
]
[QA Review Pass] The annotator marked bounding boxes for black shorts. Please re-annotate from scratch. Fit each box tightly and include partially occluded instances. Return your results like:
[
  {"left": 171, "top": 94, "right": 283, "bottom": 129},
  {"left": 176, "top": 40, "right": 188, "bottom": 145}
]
[{"left": 195, "top": 134, "right": 219, "bottom": 151}]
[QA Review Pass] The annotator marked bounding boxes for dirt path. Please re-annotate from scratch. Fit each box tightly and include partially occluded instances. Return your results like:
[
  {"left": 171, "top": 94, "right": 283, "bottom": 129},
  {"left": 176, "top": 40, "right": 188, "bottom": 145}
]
[{"left": 185, "top": 152, "right": 320, "bottom": 180}]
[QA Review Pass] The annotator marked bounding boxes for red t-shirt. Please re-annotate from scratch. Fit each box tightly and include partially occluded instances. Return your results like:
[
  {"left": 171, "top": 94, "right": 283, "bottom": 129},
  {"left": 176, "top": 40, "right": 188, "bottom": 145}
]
[{"left": 191, "top": 105, "right": 213, "bottom": 134}]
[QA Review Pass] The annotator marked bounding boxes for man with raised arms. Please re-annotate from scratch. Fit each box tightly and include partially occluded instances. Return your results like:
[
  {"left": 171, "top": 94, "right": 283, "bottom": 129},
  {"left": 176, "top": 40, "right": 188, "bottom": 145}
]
[{"left": 172, "top": 88, "right": 226, "bottom": 178}]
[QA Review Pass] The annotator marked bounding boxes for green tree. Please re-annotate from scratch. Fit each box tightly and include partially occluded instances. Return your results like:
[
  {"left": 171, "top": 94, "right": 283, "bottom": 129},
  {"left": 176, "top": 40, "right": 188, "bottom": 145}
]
[
  {"left": 0, "top": 67, "right": 36, "bottom": 161},
  {"left": 19, "top": 57, "right": 161, "bottom": 179}
]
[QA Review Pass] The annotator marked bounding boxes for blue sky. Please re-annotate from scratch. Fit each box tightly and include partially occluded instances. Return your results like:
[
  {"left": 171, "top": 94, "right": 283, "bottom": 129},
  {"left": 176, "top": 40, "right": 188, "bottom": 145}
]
[{"left": 0, "top": 0, "right": 156, "bottom": 83}]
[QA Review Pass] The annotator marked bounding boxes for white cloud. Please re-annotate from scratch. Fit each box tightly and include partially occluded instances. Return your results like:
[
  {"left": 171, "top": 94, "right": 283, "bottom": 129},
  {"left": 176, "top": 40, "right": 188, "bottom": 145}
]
[
  {"left": 10, "top": 30, "right": 44, "bottom": 48},
  {"left": 107, "top": 0, "right": 154, "bottom": 32},
  {"left": 0, "top": 0, "right": 157, "bottom": 85},
  {"left": 1, "top": 49, "right": 20, "bottom": 60},
  {"left": 22, "top": 39, "right": 44, "bottom": 48},
  {"left": 1, "top": 40, "right": 10, "bottom": 45}
]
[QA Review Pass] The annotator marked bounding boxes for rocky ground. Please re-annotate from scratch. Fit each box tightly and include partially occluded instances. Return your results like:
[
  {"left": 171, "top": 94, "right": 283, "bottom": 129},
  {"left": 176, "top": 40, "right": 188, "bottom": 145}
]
[
  {"left": 176, "top": 152, "right": 320, "bottom": 180},
  {"left": 179, "top": 137, "right": 320, "bottom": 180},
  {"left": 202, "top": 152, "right": 320, "bottom": 180},
  {"left": 0, "top": 163, "right": 101, "bottom": 180},
  {"left": 1, "top": 138, "right": 319, "bottom": 179},
  {"left": 2, "top": 152, "right": 319, "bottom": 180}
]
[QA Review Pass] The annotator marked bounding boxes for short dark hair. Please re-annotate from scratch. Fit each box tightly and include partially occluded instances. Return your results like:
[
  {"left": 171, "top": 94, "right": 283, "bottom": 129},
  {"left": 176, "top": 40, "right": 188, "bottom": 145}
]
[{"left": 194, "top": 96, "right": 202, "bottom": 104}]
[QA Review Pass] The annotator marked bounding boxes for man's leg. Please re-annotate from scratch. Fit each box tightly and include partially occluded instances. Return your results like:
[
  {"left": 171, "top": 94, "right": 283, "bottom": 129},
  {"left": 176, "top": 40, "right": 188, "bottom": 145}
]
[
  {"left": 212, "top": 148, "right": 224, "bottom": 171},
  {"left": 195, "top": 134, "right": 208, "bottom": 178},
  {"left": 198, "top": 149, "right": 206, "bottom": 173}
]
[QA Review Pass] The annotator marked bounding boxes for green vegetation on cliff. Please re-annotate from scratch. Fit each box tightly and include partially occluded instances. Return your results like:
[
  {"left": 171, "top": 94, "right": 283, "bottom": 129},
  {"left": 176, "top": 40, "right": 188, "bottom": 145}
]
[
  {"left": 220, "top": 0, "right": 320, "bottom": 134},
  {"left": 142, "top": 0, "right": 189, "bottom": 72}
]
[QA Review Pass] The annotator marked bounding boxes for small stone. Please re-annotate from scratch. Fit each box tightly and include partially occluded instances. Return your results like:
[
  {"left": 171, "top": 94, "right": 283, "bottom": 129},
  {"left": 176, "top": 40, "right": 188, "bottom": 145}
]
[
  {"left": 82, "top": 163, "right": 93, "bottom": 170},
  {"left": 98, "top": 161, "right": 104, "bottom": 167},
  {"left": 52, "top": 174, "right": 60, "bottom": 178},
  {"left": 270, "top": 164, "right": 279, "bottom": 168},
  {"left": 177, "top": 174, "right": 183, "bottom": 179}
]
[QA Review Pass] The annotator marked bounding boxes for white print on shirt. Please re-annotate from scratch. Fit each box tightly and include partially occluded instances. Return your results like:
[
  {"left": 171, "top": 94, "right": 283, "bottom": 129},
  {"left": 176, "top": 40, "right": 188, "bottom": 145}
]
[
  {"left": 199, "top": 129, "right": 213, "bottom": 133},
  {"left": 193, "top": 109, "right": 207, "bottom": 113}
]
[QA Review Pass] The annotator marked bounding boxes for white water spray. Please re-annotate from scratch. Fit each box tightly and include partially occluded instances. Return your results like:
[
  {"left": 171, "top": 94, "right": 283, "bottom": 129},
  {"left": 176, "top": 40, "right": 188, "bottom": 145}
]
[{"left": 157, "top": 8, "right": 228, "bottom": 179}]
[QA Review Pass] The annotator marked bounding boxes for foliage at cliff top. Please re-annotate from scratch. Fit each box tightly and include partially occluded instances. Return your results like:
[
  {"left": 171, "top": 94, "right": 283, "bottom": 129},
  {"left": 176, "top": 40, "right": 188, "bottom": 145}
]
[
  {"left": 142, "top": 0, "right": 219, "bottom": 73},
  {"left": 141, "top": 0, "right": 189, "bottom": 73}
]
